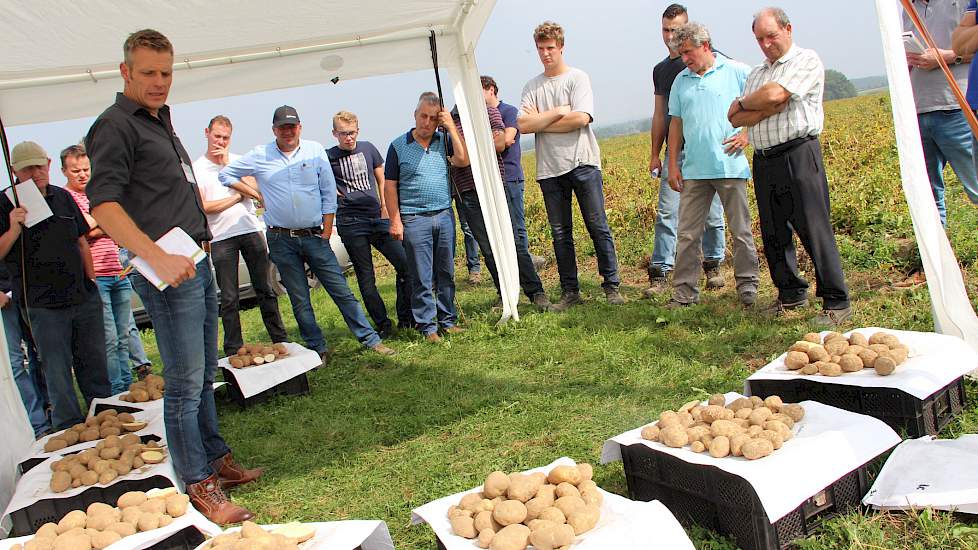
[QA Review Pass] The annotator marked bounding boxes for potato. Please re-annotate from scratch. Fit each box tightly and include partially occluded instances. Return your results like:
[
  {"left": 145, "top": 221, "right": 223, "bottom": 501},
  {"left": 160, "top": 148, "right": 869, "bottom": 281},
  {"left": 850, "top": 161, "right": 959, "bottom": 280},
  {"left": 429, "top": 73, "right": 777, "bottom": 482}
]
[
  {"left": 748, "top": 407, "right": 772, "bottom": 426},
  {"left": 818, "top": 362, "right": 843, "bottom": 377},
  {"left": 875, "top": 356, "right": 897, "bottom": 376},
  {"left": 240, "top": 521, "right": 267, "bottom": 539},
  {"left": 99, "top": 447, "right": 121, "bottom": 460},
  {"left": 554, "top": 495, "right": 586, "bottom": 518},
  {"left": 475, "top": 510, "right": 503, "bottom": 532},
  {"left": 763, "top": 396, "right": 783, "bottom": 412},
  {"left": 706, "top": 394, "right": 725, "bottom": 407},
  {"left": 788, "top": 341, "right": 816, "bottom": 353},
  {"left": 839, "top": 354, "right": 863, "bottom": 372},
  {"left": 140, "top": 451, "right": 165, "bottom": 464},
  {"left": 165, "top": 494, "right": 190, "bottom": 517},
  {"left": 449, "top": 514, "right": 477, "bottom": 538},
  {"left": 847, "top": 332, "right": 868, "bottom": 346},
  {"left": 477, "top": 528, "right": 495, "bottom": 549},
  {"left": 659, "top": 426, "right": 689, "bottom": 448},
  {"left": 690, "top": 441, "right": 706, "bottom": 453},
  {"left": 136, "top": 512, "right": 160, "bottom": 532},
  {"left": 90, "top": 531, "right": 121, "bottom": 550},
  {"left": 640, "top": 424, "right": 660, "bottom": 442},
  {"left": 57, "top": 511, "right": 88, "bottom": 534},
  {"left": 709, "top": 435, "right": 731, "bottom": 458},
  {"left": 50, "top": 471, "right": 72, "bottom": 493},
  {"left": 105, "top": 522, "right": 136, "bottom": 537},
  {"left": 506, "top": 475, "right": 537, "bottom": 503},
  {"left": 742, "top": 438, "right": 775, "bottom": 460},
  {"left": 98, "top": 470, "right": 118, "bottom": 485},
  {"left": 729, "top": 433, "right": 751, "bottom": 457},
  {"left": 734, "top": 407, "right": 753, "bottom": 420},
  {"left": 132, "top": 457, "right": 145, "bottom": 469},
  {"left": 803, "top": 332, "right": 822, "bottom": 343},
  {"left": 139, "top": 498, "right": 166, "bottom": 515},
  {"left": 529, "top": 523, "right": 575, "bottom": 550},
  {"left": 806, "top": 345, "right": 829, "bottom": 363},
  {"left": 546, "top": 465, "right": 581, "bottom": 486},
  {"left": 554, "top": 482, "right": 580, "bottom": 499},
  {"left": 574, "top": 463, "right": 593, "bottom": 483},
  {"left": 121, "top": 507, "right": 142, "bottom": 526},
  {"left": 800, "top": 364, "right": 818, "bottom": 375},
  {"left": 783, "top": 351, "right": 809, "bottom": 371},
  {"left": 25, "top": 541, "right": 54, "bottom": 550},
  {"left": 483, "top": 471, "right": 510, "bottom": 499},
  {"left": 757, "top": 429, "right": 785, "bottom": 450},
  {"left": 99, "top": 426, "right": 121, "bottom": 438},
  {"left": 765, "top": 420, "right": 792, "bottom": 440},
  {"left": 112, "top": 459, "right": 132, "bottom": 476},
  {"left": 824, "top": 339, "right": 849, "bottom": 356},
  {"left": 538, "top": 506, "right": 566, "bottom": 524},
  {"left": 686, "top": 425, "right": 711, "bottom": 443},
  {"left": 724, "top": 398, "right": 750, "bottom": 413},
  {"left": 699, "top": 405, "right": 730, "bottom": 424},
  {"left": 228, "top": 357, "right": 244, "bottom": 369},
  {"left": 489, "top": 524, "right": 530, "bottom": 550},
  {"left": 52, "top": 533, "right": 91, "bottom": 550},
  {"left": 770, "top": 413, "right": 795, "bottom": 429},
  {"left": 566, "top": 504, "right": 600, "bottom": 535},
  {"left": 129, "top": 389, "right": 150, "bottom": 402},
  {"left": 858, "top": 349, "right": 879, "bottom": 368},
  {"left": 710, "top": 419, "right": 740, "bottom": 438},
  {"left": 36, "top": 523, "right": 60, "bottom": 540},
  {"left": 823, "top": 331, "right": 844, "bottom": 342},
  {"left": 492, "top": 500, "right": 527, "bottom": 526},
  {"left": 44, "top": 437, "right": 69, "bottom": 453},
  {"left": 71, "top": 479, "right": 82, "bottom": 488},
  {"left": 580, "top": 487, "right": 603, "bottom": 507}
]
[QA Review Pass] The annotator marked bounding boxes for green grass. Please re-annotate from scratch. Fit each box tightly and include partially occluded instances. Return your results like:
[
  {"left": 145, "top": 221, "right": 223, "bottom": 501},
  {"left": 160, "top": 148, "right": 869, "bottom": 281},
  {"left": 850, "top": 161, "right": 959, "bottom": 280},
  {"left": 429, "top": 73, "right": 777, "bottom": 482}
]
[{"left": 134, "top": 93, "right": 978, "bottom": 549}]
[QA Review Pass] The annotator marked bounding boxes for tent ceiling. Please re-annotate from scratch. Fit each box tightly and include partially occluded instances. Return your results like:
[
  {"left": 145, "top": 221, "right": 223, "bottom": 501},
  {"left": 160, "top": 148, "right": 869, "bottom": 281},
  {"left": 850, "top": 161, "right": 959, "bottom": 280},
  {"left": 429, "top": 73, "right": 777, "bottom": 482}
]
[{"left": 0, "top": 0, "right": 493, "bottom": 126}]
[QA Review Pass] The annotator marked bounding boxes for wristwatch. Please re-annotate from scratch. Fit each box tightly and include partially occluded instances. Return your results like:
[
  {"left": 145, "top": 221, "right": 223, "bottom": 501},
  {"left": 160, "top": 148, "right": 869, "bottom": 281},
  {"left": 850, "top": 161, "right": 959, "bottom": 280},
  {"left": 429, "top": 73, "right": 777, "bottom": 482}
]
[{"left": 955, "top": 55, "right": 964, "bottom": 65}]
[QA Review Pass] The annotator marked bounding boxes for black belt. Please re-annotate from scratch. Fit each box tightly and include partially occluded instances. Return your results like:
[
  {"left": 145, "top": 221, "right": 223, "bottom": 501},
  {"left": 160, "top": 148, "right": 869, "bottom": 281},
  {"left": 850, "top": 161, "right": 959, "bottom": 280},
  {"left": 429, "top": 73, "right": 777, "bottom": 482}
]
[
  {"left": 267, "top": 226, "right": 322, "bottom": 238},
  {"left": 756, "top": 135, "right": 816, "bottom": 159}
]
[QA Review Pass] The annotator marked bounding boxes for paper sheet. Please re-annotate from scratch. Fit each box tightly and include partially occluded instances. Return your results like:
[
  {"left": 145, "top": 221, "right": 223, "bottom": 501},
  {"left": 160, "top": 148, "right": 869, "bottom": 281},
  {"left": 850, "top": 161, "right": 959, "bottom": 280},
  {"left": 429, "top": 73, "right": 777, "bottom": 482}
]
[
  {"left": 600, "top": 394, "right": 901, "bottom": 523},
  {"left": 4, "top": 180, "right": 52, "bottom": 228},
  {"left": 746, "top": 328, "right": 977, "bottom": 400},
  {"left": 863, "top": 435, "right": 978, "bottom": 514},
  {"left": 219, "top": 343, "right": 321, "bottom": 399},
  {"left": 131, "top": 227, "right": 206, "bottom": 290},
  {"left": 411, "top": 457, "right": 695, "bottom": 550},
  {"left": 191, "top": 520, "right": 395, "bottom": 550}
]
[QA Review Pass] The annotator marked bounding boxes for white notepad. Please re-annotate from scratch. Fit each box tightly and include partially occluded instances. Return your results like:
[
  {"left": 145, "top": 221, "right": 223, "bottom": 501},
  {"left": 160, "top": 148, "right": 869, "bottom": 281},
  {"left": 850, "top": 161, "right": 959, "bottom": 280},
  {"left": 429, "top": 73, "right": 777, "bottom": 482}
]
[
  {"left": 4, "top": 180, "right": 53, "bottom": 228},
  {"left": 131, "top": 227, "right": 206, "bottom": 290}
]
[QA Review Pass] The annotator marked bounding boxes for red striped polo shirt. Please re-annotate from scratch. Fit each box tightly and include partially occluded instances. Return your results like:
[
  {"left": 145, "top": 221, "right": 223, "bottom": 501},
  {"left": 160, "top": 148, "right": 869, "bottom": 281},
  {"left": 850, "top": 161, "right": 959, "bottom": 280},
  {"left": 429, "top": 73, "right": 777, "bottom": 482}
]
[{"left": 68, "top": 189, "right": 124, "bottom": 277}]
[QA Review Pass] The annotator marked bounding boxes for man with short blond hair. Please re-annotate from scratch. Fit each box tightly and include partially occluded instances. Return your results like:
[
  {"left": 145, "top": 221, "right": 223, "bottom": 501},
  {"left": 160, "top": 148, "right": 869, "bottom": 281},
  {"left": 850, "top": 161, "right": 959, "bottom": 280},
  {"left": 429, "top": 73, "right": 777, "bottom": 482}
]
[
  {"left": 519, "top": 21, "right": 623, "bottom": 310},
  {"left": 328, "top": 110, "right": 413, "bottom": 336}
]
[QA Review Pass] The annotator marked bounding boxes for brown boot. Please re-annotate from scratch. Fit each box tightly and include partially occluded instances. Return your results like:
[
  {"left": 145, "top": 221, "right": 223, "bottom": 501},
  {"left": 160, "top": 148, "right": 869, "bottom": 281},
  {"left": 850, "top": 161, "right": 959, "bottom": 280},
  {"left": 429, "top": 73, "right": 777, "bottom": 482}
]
[
  {"left": 211, "top": 452, "right": 263, "bottom": 490},
  {"left": 187, "top": 473, "right": 254, "bottom": 525}
]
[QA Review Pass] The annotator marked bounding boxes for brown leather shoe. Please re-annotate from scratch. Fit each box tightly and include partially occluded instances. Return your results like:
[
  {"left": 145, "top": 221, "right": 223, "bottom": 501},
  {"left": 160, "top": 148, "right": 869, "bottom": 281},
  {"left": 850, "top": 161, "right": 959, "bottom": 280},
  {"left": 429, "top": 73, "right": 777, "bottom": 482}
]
[
  {"left": 211, "top": 453, "right": 263, "bottom": 490},
  {"left": 187, "top": 473, "right": 254, "bottom": 525}
]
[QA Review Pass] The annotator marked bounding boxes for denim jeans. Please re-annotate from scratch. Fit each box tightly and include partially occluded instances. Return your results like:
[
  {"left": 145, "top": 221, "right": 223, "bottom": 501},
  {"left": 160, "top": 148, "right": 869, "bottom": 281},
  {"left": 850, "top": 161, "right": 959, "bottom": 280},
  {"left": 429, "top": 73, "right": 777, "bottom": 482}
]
[
  {"left": 127, "top": 312, "right": 151, "bottom": 367},
  {"left": 502, "top": 180, "right": 547, "bottom": 299},
  {"left": 211, "top": 231, "right": 288, "bottom": 356},
  {"left": 337, "top": 216, "right": 413, "bottom": 330},
  {"left": 652, "top": 150, "right": 726, "bottom": 271},
  {"left": 457, "top": 190, "right": 501, "bottom": 292},
  {"left": 3, "top": 294, "right": 49, "bottom": 436},
  {"left": 402, "top": 209, "right": 457, "bottom": 335},
  {"left": 538, "top": 165, "right": 621, "bottom": 292},
  {"left": 95, "top": 276, "right": 133, "bottom": 394},
  {"left": 266, "top": 230, "right": 381, "bottom": 353},
  {"left": 27, "top": 285, "right": 111, "bottom": 430},
  {"left": 131, "top": 257, "right": 229, "bottom": 484},
  {"left": 917, "top": 109, "right": 978, "bottom": 226},
  {"left": 455, "top": 200, "right": 481, "bottom": 273}
]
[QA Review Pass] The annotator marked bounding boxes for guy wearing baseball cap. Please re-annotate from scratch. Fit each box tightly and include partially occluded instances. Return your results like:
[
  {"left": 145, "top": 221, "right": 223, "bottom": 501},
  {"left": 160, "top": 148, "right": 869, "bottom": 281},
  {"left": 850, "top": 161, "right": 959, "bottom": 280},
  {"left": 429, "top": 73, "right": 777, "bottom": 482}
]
[{"left": 0, "top": 141, "right": 111, "bottom": 430}]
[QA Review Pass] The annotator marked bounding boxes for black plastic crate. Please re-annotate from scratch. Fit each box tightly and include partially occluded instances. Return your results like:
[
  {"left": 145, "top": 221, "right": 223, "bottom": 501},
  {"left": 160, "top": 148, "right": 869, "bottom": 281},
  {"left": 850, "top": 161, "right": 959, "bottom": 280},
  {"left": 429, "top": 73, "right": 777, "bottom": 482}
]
[
  {"left": 220, "top": 368, "right": 309, "bottom": 407},
  {"left": 146, "top": 526, "right": 207, "bottom": 550},
  {"left": 91, "top": 403, "right": 151, "bottom": 416},
  {"left": 747, "top": 376, "right": 966, "bottom": 437},
  {"left": 9, "top": 475, "right": 174, "bottom": 537},
  {"left": 620, "top": 443, "right": 873, "bottom": 550},
  {"left": 19, "top": 434, "right": 163, "bottom": 475}
]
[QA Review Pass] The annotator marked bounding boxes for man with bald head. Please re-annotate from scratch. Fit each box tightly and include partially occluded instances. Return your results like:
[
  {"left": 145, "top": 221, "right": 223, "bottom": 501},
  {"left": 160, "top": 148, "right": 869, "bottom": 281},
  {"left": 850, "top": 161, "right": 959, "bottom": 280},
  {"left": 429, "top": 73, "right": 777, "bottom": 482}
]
[{"left": 728, "top": 7, "right": 851, "bottom": 327}]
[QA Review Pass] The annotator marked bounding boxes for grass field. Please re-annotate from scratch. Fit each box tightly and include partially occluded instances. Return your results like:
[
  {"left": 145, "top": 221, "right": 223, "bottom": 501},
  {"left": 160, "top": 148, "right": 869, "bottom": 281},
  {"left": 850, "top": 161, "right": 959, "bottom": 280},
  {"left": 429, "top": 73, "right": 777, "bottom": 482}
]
[{"left": 136, "top": 93, "right": 978, "bottom": 549}]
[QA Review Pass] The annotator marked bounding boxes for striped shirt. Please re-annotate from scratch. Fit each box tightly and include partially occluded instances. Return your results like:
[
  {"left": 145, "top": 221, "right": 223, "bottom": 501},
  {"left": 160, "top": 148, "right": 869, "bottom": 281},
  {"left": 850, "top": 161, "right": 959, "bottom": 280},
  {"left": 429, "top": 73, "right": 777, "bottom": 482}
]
[
  {"left": 744, "top": 45, "right": 825, "bottom": 150},
  {"left": 450, "top": 105, "right": 505, "bottom": 194},
  {"left": 68, "top": 189, "right": 124, "bottom": 277}
]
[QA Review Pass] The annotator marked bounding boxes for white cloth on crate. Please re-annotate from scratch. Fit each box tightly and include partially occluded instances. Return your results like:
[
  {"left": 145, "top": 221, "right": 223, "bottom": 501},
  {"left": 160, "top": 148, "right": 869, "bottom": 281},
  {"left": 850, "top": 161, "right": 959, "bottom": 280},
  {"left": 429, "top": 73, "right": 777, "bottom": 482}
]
[
  {"left": 190, "top": 521, "right": 394, "bottom": 550},
  {"left": 25, "top": 409, "right": 164, "bottom": 465},
  {"left": 600, "top": 393, "right": 901, "bottom": 522},
  {"left": 218, "top": 342, "right": 321, "bottom": 399}
]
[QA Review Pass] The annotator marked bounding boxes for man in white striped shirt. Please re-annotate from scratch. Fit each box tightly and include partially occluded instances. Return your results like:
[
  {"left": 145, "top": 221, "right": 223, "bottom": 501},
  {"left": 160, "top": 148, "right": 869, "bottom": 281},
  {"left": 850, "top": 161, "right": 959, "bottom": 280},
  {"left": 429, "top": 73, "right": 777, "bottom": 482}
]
[{"left": 728, "top": 7, "right": 851, "bottom": 327}]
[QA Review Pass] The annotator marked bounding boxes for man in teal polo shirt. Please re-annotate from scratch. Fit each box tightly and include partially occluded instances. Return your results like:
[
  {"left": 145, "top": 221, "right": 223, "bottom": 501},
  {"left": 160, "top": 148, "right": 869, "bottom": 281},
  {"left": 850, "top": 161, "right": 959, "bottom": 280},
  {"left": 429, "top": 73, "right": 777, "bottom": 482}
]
[{"left": 665, "top": 22, "right": 760, "bottom": 308}]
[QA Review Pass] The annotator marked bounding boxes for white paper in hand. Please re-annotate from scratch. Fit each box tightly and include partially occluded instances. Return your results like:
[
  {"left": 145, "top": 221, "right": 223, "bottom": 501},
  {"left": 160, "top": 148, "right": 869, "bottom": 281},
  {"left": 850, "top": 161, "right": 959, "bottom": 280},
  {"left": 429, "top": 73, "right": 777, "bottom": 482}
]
[
  {"left": 131, "top": 227, "right": 205, "bottom": 290},
  {"left": 4, "top": 180, "right": 53, "bottom": 227}
]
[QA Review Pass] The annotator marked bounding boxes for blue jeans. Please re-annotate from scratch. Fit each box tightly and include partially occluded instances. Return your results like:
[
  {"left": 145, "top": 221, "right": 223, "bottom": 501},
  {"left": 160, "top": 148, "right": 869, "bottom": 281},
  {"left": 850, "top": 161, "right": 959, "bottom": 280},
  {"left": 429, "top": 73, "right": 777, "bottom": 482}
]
[
  {"left": 27, "top": 285, "right": 111, "bottom": 430},
  {"left": 127, "top": 312, "right": 150, "bottom": 367},
  {"left": 455, "top": 200, "right": 481, "bottom": 273},
  {"left": 96, "top": 276, "right": 133, "bottom": 394},
  {"left": 3, "top": 294, "right": 49, "bottom": 436},
  {"left": 131, "top": 257, "right": 229, "bottom": 484},
  {"left": 402, "top": 209, "right": 457, "bottom": 335},
  {"left": 504, "top": 180, "right": 530, "bottom": 252},
  {"left": 652, "top": 151, "right": 726, "bottom": 272},
  {"left": 918, "top": 109, "right": 978, "bottom": 226},
  {"left": 337, "top": 216, "right": 413, "bottom": 330},
  {"left": 266, "top": 230, "right": 381, "bottom": 352},
  {"left": 538, "top": 165, "right": 621, "bottom": 292}
]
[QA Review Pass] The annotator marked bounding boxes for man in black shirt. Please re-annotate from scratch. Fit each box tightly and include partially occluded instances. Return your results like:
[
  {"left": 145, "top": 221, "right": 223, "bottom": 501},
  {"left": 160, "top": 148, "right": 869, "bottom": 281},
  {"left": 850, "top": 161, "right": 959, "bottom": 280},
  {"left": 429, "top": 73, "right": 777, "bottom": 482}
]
[
  {"left": 85, "top": 29, "right": 258, "bottom": 525},
  {"left": 328, "top": 111, "right": 413, "bottom": 336},
  {"left": 0, "top": 141, "right": 110, "bottom": 430},
  {"left": 645, "top": 3, "right": 727, "bottom": 297}
]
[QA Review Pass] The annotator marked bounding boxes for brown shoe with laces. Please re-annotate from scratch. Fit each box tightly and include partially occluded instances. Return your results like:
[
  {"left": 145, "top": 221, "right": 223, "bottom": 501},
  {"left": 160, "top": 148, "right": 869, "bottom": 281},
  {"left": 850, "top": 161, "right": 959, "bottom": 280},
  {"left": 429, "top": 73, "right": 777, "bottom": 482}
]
[
  {"left": 187, "top": 473, "right": 254, "bottom": 525},
  {"left": 211, "top": 453, "right": 263, "bottom": 490}
]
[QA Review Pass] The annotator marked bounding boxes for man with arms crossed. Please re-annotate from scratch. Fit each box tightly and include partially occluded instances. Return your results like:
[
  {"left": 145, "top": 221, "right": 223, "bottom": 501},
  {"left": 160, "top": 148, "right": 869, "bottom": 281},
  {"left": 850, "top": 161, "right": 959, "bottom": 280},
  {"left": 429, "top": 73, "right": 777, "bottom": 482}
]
[
  {"left": 518, "top": 21, "right": 624, "bottom": 310},
  {"left": 646, "top": 3, "right": 726, "bottom": 297},
  {"left": 728, "top": 8, "right": 851, "bottom": 326},
  {"left": 663, "top": 22, "right": 760, "bottom": 309},
  {"left": 86, "top": 29, "right": 261, "bottom": 523},
  {"left": 193, "top": 115, "right": 288, "bottom": 357}
]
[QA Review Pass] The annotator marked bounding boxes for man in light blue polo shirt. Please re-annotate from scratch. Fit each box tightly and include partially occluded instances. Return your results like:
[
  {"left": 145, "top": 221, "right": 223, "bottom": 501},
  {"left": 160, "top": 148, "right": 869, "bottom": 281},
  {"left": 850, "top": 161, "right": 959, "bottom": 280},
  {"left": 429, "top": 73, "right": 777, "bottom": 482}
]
[
  {"left": 665, "top": 22, "right": 760, "bottom": 308},
  {"left": 384, "top": 92, "right": 469, "bottom": 342},
  {"left": 220, "top": 105, "right": 394, "bottom": 359}
]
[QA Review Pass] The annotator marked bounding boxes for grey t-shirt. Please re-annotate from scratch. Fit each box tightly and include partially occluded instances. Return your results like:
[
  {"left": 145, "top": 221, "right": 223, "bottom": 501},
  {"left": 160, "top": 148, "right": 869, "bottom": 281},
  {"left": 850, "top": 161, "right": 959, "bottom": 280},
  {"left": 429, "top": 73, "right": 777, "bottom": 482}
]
[
  {"left": 520, "top": 67, "right": 601, "bottom": 179},
  {"left": 903, "top": 0, "right": 970, "bottom": 113}
]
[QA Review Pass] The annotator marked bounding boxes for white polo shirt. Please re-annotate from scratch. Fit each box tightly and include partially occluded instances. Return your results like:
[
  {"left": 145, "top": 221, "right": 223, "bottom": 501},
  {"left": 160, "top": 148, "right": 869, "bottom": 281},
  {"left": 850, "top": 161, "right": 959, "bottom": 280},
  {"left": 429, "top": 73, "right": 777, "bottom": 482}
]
[
  {"left": 744, "top": 44, "right": 824, "bottom": 150},
  {"left": 193, "top": 154, "right": 262, "bottom": 242}
]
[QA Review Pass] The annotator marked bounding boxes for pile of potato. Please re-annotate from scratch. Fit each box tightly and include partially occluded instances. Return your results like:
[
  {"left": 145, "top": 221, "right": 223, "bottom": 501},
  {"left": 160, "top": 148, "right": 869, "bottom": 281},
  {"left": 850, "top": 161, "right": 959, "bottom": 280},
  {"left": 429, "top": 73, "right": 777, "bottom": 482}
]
[
  {"left": 447, "top": 462, "right": 600, "bottom": 550},
  {"left": 201, "top": 521, "right": 316, "bottom": 550},
  {"left": 49, "top": 438, "right": 167, "bottom": 493},
  {"left": 119, "top": 374, "right": 165, "bottom": 403},
  {"left": 42, "top": 409, "right": 145, "bottom": 453},
  {"left": 640, "top": 394, "right": 805, "bottom": 461},
  {"left": 228, "top": 343, "right": 290, "bottom": 369},
  {"left": 9, "top": 489, "right": 189, "bottom": 550},
  {"left": 784, "top": 331, "right": 909, "bottom": 377}
]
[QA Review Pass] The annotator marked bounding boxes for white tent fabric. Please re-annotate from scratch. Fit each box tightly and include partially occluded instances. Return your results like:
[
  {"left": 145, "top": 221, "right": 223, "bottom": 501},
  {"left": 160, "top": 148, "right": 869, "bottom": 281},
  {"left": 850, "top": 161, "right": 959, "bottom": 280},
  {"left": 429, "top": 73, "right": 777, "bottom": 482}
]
[
  {"left": 876, "top": 0, "right": 978, "bottom": 353},
  {"left": 0, "top": 334, "right": 34, "bottom": 537}
]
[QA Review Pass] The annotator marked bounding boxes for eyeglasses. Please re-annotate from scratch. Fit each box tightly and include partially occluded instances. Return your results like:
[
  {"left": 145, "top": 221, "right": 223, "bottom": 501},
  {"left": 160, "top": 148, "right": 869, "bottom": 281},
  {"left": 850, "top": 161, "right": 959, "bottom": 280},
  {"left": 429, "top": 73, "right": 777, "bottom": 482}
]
[{"left": 335, "top": 130, "right": 358, "bottom": 138}]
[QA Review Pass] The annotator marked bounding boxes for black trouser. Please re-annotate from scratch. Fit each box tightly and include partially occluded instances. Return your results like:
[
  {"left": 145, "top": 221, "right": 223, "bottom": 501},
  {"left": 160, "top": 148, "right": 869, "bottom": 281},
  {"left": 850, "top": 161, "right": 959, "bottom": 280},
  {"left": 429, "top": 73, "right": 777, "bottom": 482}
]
[
  {"left": 337, "top": 216, "right": 413, "bottom": 330},
  {"left": 753, "top": 137, "right": 850, "bottom": 310},
  {"left": 457, "top": 189, "right": 502, "bottom": 294},
  {"left": 211, "top": 231, "right": 288, "bottom": 355}
]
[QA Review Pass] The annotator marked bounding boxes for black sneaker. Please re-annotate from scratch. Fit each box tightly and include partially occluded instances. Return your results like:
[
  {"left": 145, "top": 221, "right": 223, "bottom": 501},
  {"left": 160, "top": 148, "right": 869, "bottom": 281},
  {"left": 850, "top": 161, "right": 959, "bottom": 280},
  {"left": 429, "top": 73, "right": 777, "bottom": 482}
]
[
  {"left": 551, "top": 291, "right": 583, "bottom": 312},
  {"left": 530, "top": 293, "right": 554, "bottom": 311},
  {"left": 604, "top": 287, "right": 625, "bottom": 305},
  {"left": 377, "top": 321, "right": 394, "bottom": 340}
]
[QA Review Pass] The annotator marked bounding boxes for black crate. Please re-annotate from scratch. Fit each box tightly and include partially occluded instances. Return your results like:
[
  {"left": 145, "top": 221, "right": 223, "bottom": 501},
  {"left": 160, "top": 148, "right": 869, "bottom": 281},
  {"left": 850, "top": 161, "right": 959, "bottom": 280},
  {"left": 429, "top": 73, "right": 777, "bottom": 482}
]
[
  {"left": 747, "top": 376, "right": 966, "bottom": 438},
  {"left": 91, "top": 403, "right": 151, "bottom": 416},
  {"left": 146, "top": 526, "right": 207, "bottom": 550},
  {"left": 19, "top": 434, "right": 163, "bottom": 475},
  {"left": 621, "top": 443, "right": 874, "bottom": 550},
  {"left": 9, "top": 475, "right": 174, "bottom": 537},
  {"left": 220, "top": 368, "right": 309, "bottom": 407}
]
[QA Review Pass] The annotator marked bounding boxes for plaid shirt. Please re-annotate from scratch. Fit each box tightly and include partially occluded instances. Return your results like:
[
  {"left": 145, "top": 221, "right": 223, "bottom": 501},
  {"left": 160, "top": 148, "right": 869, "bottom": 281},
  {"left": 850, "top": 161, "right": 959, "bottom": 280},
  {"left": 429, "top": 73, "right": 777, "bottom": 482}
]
[
  {"left": 744, "top": 44, "right": 824, "bottom": 150},
  {"left": 450, "top": 105, "right": 505, "bottom": 194}
]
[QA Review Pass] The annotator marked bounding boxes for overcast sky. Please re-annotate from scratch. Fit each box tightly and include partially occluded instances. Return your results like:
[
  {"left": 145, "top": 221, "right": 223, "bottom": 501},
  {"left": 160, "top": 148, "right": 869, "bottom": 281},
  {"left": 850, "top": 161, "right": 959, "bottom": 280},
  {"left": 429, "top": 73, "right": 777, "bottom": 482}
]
[{"left": 8, "top": 0, "right": 888, "bottom": 187}]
